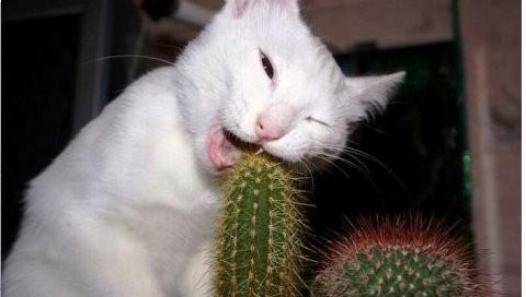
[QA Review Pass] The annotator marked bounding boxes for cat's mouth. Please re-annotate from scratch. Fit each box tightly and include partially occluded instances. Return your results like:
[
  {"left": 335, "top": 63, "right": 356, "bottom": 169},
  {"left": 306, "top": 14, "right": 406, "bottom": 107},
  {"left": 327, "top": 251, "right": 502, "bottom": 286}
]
[
  {"left": 206, "top": 125, "right": 261, "bottom": 171},
  {"left": 207, "top": 124, "right": 303, "bottom": 171}
]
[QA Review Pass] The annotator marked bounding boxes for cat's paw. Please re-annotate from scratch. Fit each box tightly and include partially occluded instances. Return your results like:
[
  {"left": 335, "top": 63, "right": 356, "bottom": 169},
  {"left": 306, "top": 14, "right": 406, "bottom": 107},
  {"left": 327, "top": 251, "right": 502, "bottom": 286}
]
[{"left": 205, "top": 124, "right": 241, "bottom": 170}]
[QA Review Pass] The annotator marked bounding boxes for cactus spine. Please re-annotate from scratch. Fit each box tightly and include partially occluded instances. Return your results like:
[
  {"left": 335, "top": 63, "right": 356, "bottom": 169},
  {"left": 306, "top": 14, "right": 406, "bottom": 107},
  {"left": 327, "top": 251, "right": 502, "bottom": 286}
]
[
  {"left": 314, "top": 219, "right": 482, "bottom": 297},
  {"left": 214, "top": 153, "right": 303, "bottom": 297}
]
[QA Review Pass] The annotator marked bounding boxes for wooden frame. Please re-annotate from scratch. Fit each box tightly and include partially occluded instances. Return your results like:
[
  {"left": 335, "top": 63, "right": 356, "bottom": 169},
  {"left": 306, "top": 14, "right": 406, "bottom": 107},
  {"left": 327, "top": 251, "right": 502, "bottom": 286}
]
[{"left": 460, "top": 1, "right": 521, "bottom": 296}]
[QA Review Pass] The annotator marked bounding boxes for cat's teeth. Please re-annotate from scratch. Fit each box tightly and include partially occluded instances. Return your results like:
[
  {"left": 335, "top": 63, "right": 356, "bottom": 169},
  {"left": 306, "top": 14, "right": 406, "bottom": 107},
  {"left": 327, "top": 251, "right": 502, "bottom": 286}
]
[{"left": 255, "top": 148, "right": 264, "bottom": 155}]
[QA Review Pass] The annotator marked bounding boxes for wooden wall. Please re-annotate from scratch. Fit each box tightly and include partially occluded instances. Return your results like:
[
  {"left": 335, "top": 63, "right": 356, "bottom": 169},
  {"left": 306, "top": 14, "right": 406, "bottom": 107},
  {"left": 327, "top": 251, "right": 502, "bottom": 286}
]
[
  {"left": 460, "top": 1, "right": 521, "bottom": 296},
  {"left": 302, "top": 0, "right": 452, "bottom": 52}
]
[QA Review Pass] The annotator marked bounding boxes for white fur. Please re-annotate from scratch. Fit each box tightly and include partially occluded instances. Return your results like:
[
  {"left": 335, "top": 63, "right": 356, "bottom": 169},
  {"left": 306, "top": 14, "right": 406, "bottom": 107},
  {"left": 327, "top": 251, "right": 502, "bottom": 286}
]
[{"left": 3, "top": 1, "right": 403, "bottom": 296}]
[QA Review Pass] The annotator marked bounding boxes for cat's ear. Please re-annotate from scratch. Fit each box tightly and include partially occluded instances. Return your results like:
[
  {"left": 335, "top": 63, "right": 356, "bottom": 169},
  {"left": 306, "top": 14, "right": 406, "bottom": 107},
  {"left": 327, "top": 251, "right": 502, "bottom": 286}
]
[
  {"left": 224, "top": 0, "right": 251, "bottom": 18},
  {"left": 270, "top": 0, "right": 300, "bottom": 15},
  {"left": 343, "top": 71, "right": 405, "bottom": 121},
  {"left": 224, "top": 0, "right": 300, "bottom": 18}
]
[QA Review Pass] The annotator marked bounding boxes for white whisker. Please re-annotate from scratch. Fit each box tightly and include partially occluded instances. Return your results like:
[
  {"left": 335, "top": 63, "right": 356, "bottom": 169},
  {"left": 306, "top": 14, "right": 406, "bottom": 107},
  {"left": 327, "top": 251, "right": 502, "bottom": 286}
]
[{"left": 88, "top": 54, "right": 175, "bottom": 66}]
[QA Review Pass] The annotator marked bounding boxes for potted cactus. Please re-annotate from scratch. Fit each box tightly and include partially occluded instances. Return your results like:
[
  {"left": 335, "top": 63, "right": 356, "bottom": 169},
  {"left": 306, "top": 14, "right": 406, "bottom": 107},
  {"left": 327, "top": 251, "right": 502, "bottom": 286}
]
[
  {"left": 313, "top": 218, "right": 486, "bottom": 297},
  {"left": 213, "top": 153, "right": 488, "bottom": 297}
]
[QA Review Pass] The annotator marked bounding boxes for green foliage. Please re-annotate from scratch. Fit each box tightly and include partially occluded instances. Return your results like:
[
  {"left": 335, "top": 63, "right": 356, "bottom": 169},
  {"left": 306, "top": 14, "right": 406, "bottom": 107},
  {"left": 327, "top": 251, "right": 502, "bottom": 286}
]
[{"left": 214, "top": 153, "right": 303, "bottom": 297}]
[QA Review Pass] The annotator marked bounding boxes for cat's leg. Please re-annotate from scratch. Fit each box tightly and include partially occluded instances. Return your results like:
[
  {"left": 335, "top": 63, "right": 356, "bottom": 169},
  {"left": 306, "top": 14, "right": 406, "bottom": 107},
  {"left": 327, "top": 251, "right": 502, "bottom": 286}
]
[
  {"left": 67, "top": 225, "right": 168, "bottom": 297},
  {"left": 179, "top": 242, "right": 213, "bottom": 297},
  {"left": 3, "top": 256, "right": 83, "bottom": 297},
  {"left": 4, "top": 228, "right": 167, "bottom": 297}
]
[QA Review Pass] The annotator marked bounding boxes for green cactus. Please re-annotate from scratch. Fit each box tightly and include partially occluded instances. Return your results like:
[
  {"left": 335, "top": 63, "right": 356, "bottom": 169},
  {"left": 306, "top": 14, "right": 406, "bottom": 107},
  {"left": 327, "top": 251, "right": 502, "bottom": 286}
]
[
  {"left": 214, "top": 153, "right": 303, "bottom": 297},
  {"left": 314, "top": 219, "right": 483, "bottom": 297}
]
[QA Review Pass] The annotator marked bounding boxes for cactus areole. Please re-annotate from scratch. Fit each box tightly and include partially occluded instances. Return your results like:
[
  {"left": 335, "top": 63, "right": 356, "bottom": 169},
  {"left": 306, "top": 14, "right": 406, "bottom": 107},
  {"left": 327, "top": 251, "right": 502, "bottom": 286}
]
[{"left": 214, "top": 153, "right": 303, "bottom": 297}]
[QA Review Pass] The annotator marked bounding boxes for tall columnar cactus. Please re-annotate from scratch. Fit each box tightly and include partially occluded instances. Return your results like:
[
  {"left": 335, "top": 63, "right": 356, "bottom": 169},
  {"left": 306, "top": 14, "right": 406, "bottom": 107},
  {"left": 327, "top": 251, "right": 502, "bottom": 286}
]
[
  {"left": 314, "top": 219, "right": 484, "bottom": 297},
  {"left": 214, "top": 153, "right": 303, "bottom": 297}
]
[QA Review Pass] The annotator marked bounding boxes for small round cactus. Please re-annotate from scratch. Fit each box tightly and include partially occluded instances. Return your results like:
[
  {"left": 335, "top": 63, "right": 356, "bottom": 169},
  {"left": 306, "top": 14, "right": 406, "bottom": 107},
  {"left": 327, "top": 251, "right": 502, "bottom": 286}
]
[
  {"left": 314, "top": 218, "right": 483, "bottom": 297},
  {"left": 214, "top": 153, "right": 304, "bottom": 297}
]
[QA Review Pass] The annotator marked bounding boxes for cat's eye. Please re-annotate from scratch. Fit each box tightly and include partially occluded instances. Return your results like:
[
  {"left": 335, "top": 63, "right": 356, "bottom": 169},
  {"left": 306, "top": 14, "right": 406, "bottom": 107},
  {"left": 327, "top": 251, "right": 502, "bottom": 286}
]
[
  {"left": 260, "top": 51, "right": 274, "bottom": 79},
  {"left": 306, "top": 116, "right": 330, "bottom": 127}
]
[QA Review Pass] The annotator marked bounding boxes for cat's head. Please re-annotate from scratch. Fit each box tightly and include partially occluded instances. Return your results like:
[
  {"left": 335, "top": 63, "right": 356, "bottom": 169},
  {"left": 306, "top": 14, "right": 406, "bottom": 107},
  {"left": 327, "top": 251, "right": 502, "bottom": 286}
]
[{"left": 195, "top": 0, "right": 404, "bottom": 171}]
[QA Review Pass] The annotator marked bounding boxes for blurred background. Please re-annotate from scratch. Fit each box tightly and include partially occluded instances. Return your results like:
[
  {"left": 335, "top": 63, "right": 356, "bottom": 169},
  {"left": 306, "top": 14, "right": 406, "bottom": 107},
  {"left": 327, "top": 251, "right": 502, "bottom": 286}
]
[{"left": 2, "top": 0, "right": 520, "bottom": 296}]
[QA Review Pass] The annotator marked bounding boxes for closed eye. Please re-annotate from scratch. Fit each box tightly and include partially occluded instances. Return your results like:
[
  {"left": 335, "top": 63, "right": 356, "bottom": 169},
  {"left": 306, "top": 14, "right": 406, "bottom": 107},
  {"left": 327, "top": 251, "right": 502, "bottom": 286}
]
[{"left": 306, "top": 116, "right": 330, "bottom": 127}]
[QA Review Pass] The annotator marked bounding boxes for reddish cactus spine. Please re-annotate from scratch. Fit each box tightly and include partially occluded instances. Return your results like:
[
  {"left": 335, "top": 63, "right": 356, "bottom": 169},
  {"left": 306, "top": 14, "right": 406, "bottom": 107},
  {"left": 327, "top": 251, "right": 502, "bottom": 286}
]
[{"left": 314, "top": 218, "right": 486, "bottom": 297}]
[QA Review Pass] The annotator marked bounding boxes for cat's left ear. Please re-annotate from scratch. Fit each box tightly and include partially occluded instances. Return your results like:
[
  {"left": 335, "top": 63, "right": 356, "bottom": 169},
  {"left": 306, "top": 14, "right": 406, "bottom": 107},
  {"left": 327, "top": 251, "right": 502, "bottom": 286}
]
[{"left": 343, "top": 71, "right": 405, "bottom": 121}]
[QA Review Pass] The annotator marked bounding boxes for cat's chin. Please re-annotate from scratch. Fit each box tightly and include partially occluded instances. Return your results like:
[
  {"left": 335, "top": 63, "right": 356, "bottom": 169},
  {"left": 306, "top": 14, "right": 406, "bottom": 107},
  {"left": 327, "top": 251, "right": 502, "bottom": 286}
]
[{"left": 259, "top": 145, "right": 299, "bottom": 163}]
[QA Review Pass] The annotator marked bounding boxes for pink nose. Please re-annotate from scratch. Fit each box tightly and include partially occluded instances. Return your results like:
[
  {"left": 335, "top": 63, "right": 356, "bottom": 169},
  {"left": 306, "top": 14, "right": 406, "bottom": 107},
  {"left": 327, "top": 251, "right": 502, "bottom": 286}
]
[{"left": 256, "top": 113, "right": 286, "bottom": 142}]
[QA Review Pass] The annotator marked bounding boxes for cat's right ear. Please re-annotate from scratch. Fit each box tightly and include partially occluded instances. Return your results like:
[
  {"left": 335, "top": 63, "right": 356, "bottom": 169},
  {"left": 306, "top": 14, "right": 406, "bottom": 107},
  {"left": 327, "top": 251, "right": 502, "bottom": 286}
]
[
  {"left": 343, "top": 71, "right": 405, "bottom": 121},
  {"left": 224, "top": 0, "right": 250, "bottom": 18}
]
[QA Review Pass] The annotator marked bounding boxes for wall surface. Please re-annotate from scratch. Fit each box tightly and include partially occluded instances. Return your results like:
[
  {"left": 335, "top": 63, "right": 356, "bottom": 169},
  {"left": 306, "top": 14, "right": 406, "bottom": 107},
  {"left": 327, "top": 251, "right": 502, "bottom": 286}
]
[
  {"left": 303, "top": 0, "right": 452, "bottom": 52},
  {"left": 156, "top": 0, "right": 453, "bottom": 52}
]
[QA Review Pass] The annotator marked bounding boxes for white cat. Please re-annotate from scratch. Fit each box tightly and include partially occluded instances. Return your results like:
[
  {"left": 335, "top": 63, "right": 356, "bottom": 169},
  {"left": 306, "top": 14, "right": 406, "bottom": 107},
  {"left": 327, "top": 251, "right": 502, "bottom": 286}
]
[{"left": 2, "top": 0, "right": 404, "bottom": 296}]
